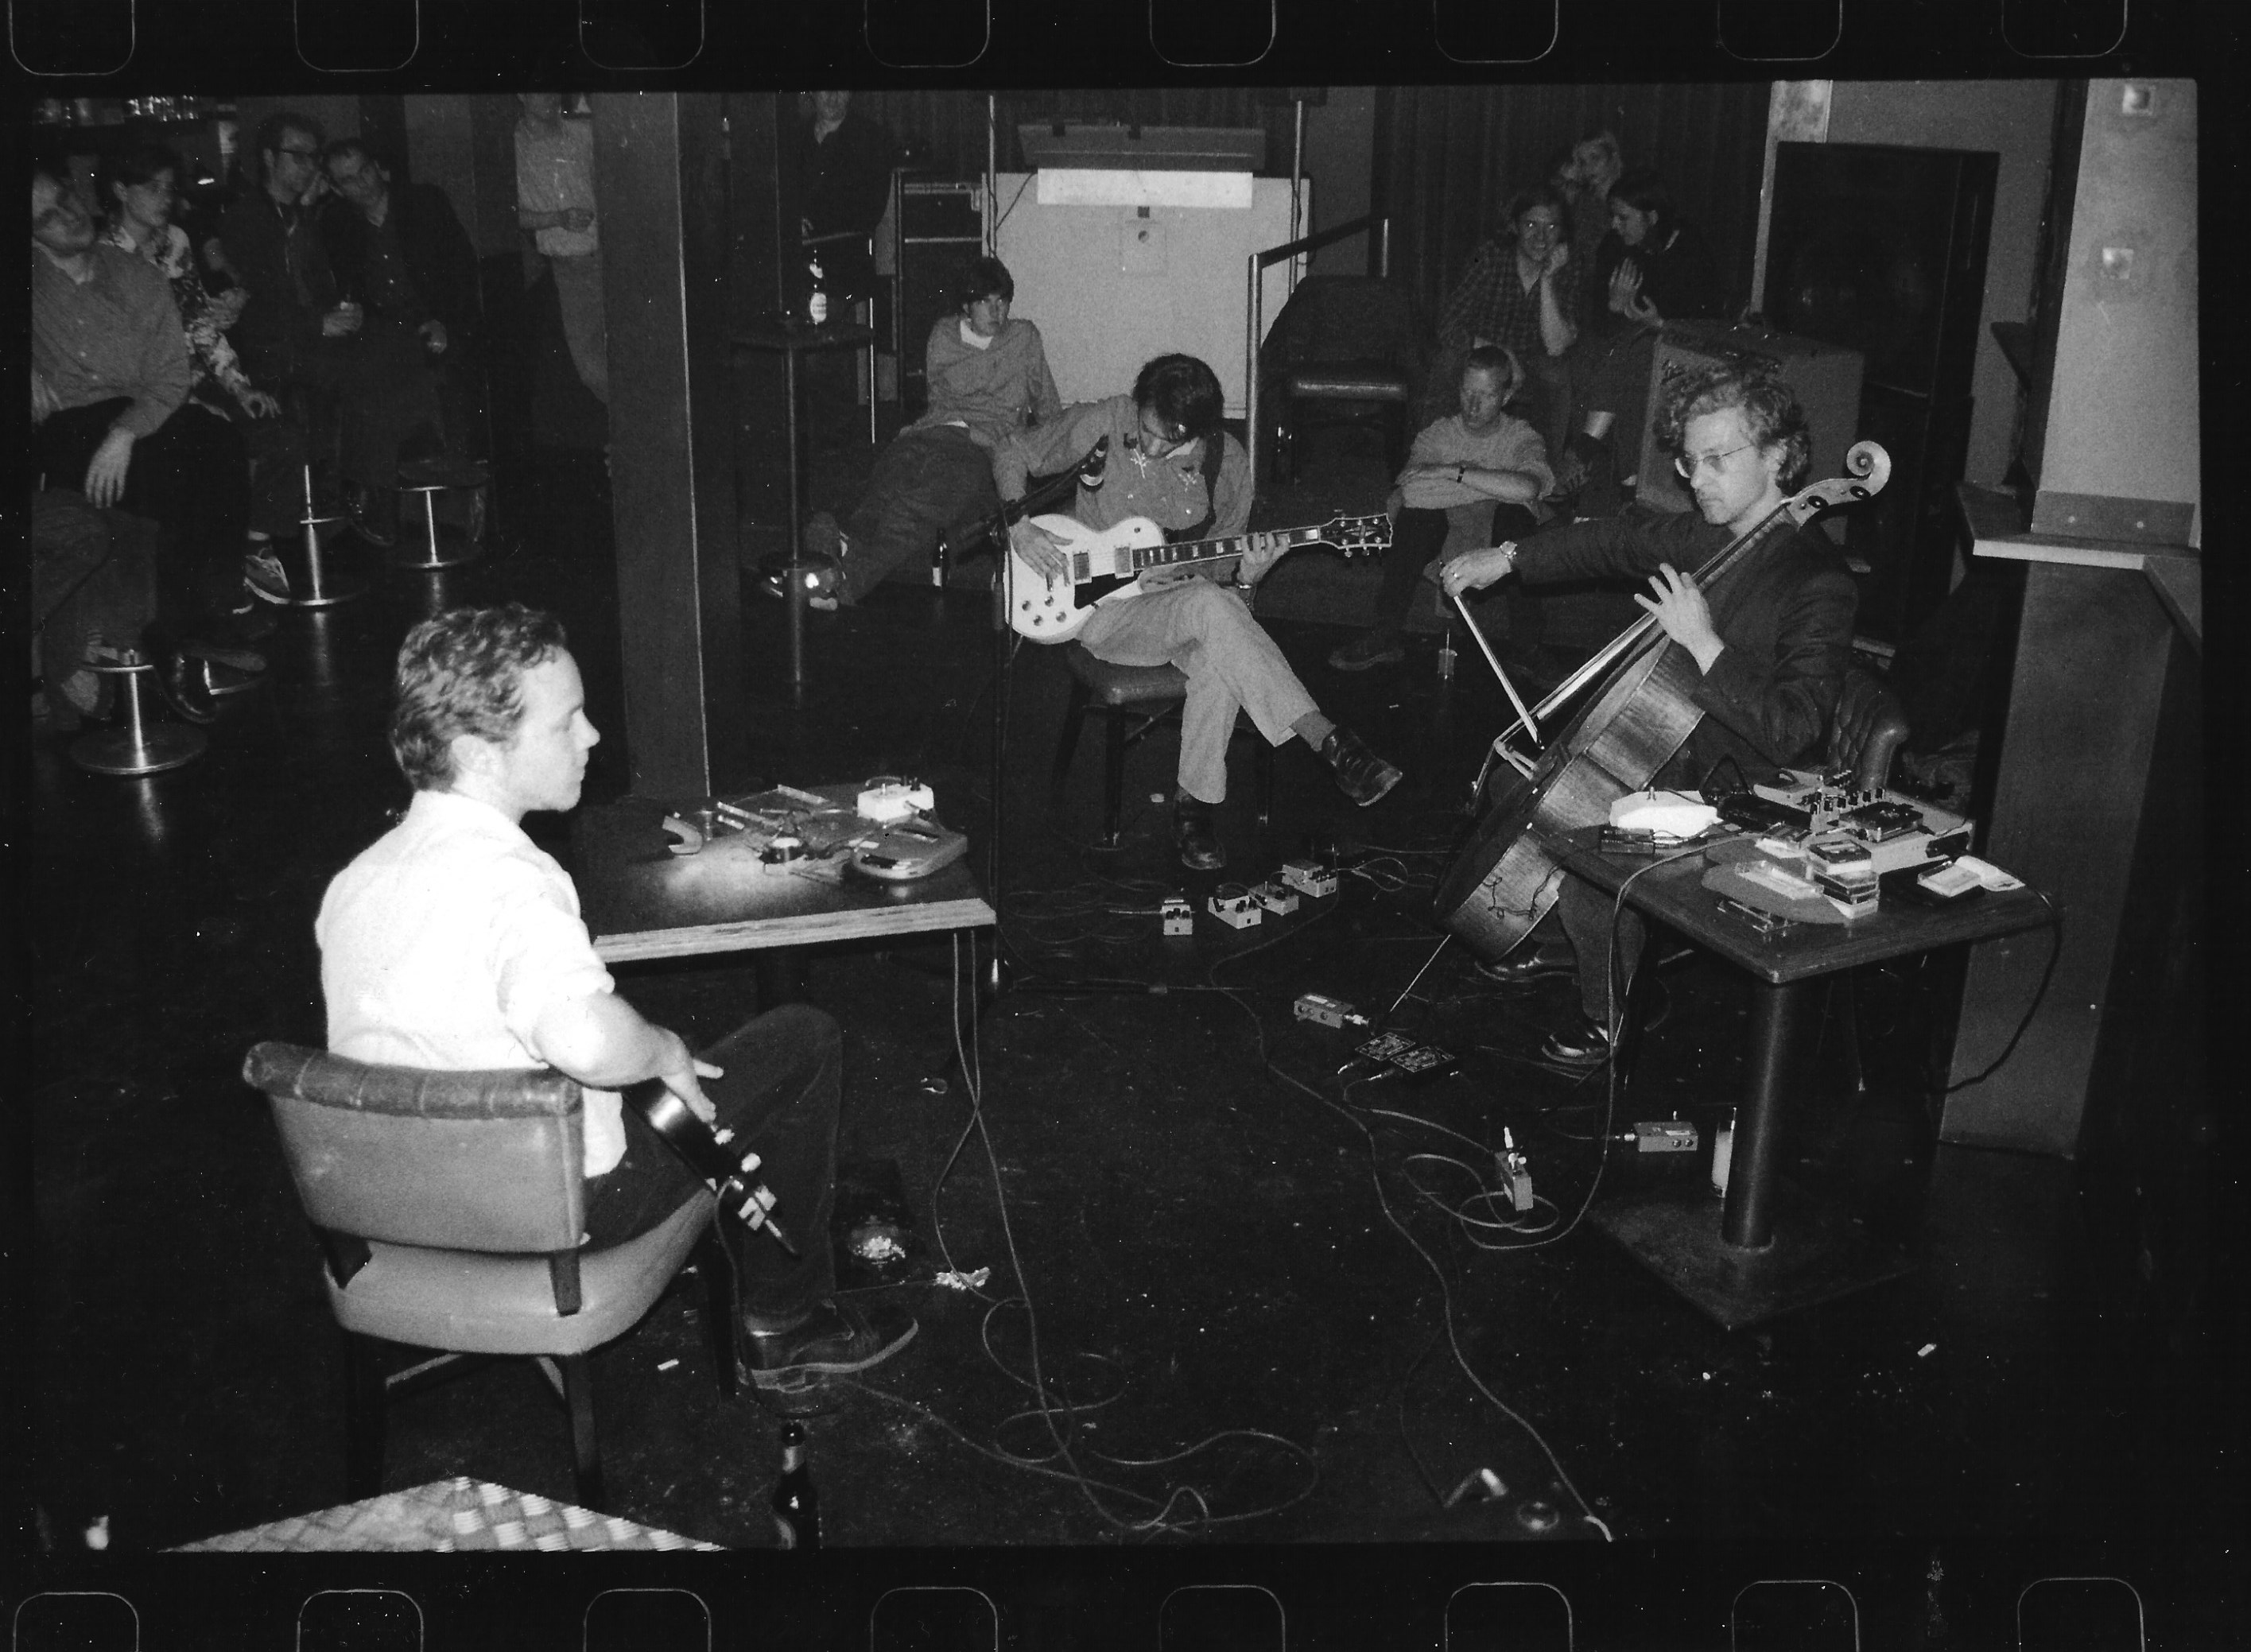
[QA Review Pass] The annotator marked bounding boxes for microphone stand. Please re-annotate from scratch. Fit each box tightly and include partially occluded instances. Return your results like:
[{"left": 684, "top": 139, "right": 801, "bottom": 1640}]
[{"left": 922, "top": 439, "right": 1108, "bottom": 1071}]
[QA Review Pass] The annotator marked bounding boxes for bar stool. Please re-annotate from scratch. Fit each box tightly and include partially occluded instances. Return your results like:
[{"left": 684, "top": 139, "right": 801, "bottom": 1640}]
[
  {"left": 394, "top": 456, "right": 491, "bottom": 572},
  {"left": 1050, "top": 643, "right": 1274, "bottom": 847},
  {"left": 70, "top": 654, "right": 208, "bottom": 777},
  {"left": 285, "top": 465, "right": 371, "bottom": 608}
]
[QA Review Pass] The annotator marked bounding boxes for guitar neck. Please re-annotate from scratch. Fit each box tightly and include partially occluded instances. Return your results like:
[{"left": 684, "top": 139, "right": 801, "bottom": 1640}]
[{"left": 1124, "top": 525, "right": 1324, "bottom": 575}]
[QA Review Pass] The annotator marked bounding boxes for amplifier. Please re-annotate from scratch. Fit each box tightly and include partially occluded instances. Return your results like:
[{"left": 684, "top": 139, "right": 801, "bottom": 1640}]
[
  {"left": 1633, "top": 320, "right": 1864, "bottom": 514},
  {"left": 893, "top": 179, "right": 987, "bottom": 417}
]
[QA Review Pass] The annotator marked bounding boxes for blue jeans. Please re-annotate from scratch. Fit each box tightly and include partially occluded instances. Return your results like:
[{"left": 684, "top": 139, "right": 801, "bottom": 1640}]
[
  {"left": 837, "top": 424, "right": 1001, "bottom": 602},
  {"left": 582, "top": 1003, "right": 842, "bottom": 1320}
]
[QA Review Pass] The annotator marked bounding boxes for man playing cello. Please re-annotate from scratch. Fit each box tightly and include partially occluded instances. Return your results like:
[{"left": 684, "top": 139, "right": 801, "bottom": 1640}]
[{"left": 1442, "top": 360, "right": 1857, "bottom": 1064}]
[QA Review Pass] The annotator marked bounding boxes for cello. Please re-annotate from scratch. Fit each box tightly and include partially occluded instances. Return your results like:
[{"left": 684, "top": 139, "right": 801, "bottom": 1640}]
[{"left": 1433, "top": 440, "right": 1891, "bottom": 963}]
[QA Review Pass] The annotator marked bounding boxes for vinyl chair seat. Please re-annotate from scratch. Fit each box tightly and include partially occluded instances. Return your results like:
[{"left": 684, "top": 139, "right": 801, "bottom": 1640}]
[
  {"left": 320, "top": 1192, "right": 714, "bottom": 1358},
  {"left": 1062, "top": 646, "right": 1194, "bottom": 706}
]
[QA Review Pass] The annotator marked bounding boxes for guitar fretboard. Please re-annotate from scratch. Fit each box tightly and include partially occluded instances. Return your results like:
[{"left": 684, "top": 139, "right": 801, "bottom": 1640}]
[{"left": 1068, "top": 525, "right": 1333, "bottom": 582}]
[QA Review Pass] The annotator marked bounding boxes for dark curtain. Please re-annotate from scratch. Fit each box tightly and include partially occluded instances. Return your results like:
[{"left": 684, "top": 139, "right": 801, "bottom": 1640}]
[
  {"left": 1372, "top": 83, "right": 1772, "bottom": 323},
  {"left": 844, "top": 88, "right": 1302, "bottom": 180}
]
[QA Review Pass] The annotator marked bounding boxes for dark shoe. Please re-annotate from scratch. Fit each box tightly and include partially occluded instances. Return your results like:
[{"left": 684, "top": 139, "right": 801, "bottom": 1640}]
[
  {"left": 1546, "top": 431, "right": 1611, "bottom": 502},
  {"left": 801, "top": 510, "right": 844, "bottom": 564},
  {"left": 1327, "top": 630, "right": 1407, "bottom": 672},
  {"left": 747, "top": 1297, "right": 918, "bottom": 1410},
  {"left": 178, "top": 637, "right": 268, "bottom": 677},
  {"left": 1539, "top": 1011, "right": 1615, "bottom": 1067},
  {"left": 1475, "top": 942, "right": 1576, "bottom": 985},
  {"left": 1321, "top": 727, "right": 1403, "bottom": 808},
  {"left": 245, "top": 544, "right": 291, "bottom": 604},
  {"left": 349, "top": 489, "right": 398, "bottom": 549},
  {"left": 1172, "top": 796, "right": 1226, "bottom": 871}
]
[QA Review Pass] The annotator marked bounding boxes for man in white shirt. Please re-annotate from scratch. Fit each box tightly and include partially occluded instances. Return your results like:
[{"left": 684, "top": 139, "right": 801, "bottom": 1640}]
[{"left": 317, "top": 605, "right": 914, "bottom": 1407}]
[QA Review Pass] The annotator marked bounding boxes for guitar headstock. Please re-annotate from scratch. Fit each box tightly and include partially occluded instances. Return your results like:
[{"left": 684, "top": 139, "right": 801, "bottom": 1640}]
[
  {"left": 1785, "top": 440, "right": 1892, "bottom": 523},
  {"left": 1312, "top": 514, "right": 1394, "bottom": 558}
]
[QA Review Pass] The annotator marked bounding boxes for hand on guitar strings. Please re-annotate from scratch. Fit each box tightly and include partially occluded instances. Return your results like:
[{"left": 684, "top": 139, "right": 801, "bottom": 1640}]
[
  {"left": 1632, "top": 563, "right": 1724, "bottom": 671},
  {"left": 1008, "top": 517, "right": 1069, "bottom": 586},
  {"left": 1236, "top": 530, "right": 1289, "bottom": 584}
]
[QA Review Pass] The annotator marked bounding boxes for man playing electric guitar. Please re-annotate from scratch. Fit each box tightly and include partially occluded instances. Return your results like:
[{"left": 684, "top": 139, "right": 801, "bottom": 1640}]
[{"left": 999, "top": 353, "right": 1404, "bottom": 871}]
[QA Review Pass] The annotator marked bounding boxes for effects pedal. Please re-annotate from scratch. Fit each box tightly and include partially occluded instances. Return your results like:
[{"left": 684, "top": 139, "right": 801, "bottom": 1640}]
[
  {"left": 1633, "top": 1119, "right": 1699, "bottom": 1154},
  {"left": 1159, "top": 894, "right": 1194, "bottom": 936},
  {"left": 1251, "top": 880, "right": 1301, "bottom": 915},
  {"left": 1499, "top": 1130, "right": 1534, "bottom": 1212},
  {"left": 1294, "top": 992, "right": 1368, "bottom": 1029},
  {"left": 1279, "top": 858, "right": 1340, "bottom": 898},
  {"left": 1207, "top": 885, "right": 1263, "bottom": 929}
]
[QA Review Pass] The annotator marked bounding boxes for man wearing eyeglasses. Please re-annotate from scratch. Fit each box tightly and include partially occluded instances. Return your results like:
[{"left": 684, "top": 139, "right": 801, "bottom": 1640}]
[
  {"left": 1439, "top": 360, "right": 1857, "bottom": 1065},
  {"left": 219, "top": 112, "right": 441, "bottom": 549},
  {"left": 1000, "top": 354, "right": 1404, "bottom": 871}
]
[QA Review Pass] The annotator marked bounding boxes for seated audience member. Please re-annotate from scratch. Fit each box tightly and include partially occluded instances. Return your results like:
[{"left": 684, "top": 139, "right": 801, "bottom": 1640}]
[
  {"left": 33, "top": 161, "right": 264, "bottom": 681},
  {"left": 219, "top": 111, "right": 443, "bottom": 547},
  {"left": 1002, "top": 355, "right": 1405, "bottom": 871},
  {"left": 33, "top": 488, "right": 161, "bottom": 729},
  {"left": 514, "top": 93, "right": 606, "bottom": 407},
  {"left": 99, "top": 141, "right": 304, "bottom": 608},
  {"left": 1442, "top": 362, "right": 1854, "bottom": 1064},
  {"left": 794, "top": 256, "right": 1061, "bottom": 606},
  {"left": 1433, "top": 184, "right": 1579, "bottom": 460},
  {"left": 1326, "top": 346, "right": 1554, "bottom": 672},
  {"left": 317, "top": 605, "right": 917, "bottom": 1407},
  {"left": 1553, "top": 169, "right": 1725, "bottom": 505},
  {"left": 1558, "top": 128, "right": 1625, "bottom": 325},
  {"left": 321, "top": 138, "right": 483, "bottom": 455}
]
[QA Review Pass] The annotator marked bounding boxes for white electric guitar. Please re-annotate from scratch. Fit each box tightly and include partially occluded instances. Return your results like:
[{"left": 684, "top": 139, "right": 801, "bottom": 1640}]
[{"left": 1004, "top": 512, "right": 1391, "bottom": 642}]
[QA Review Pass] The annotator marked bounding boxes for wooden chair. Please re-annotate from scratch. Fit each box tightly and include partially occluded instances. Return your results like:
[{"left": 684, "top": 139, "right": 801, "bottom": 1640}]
[
  {"left": 243, "top": 1041, "right": 739, "bottom": 1510},
  {"left": 1050, "top": 643, "right": 1274, "bottom": 847}
]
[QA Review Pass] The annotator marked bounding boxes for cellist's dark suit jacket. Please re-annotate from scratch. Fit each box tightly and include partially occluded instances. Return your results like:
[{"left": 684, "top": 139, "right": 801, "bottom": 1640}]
[{"left": 1512, "top": 508, "right": 1858, "bottom": 790}]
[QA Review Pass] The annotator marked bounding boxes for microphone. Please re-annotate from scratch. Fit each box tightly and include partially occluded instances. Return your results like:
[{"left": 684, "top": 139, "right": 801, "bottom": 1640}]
[{"left": 1077, "top": 433, "right": 1110, "bottom": 489}]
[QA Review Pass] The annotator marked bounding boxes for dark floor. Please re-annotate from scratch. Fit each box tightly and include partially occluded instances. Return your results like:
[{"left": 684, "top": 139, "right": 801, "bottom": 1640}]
[{"left": 17, "top": 414, "right": 2239, "bottom": 1645}]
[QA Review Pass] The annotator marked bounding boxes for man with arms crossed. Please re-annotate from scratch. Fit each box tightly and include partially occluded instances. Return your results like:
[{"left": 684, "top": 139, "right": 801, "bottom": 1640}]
[{"left": 317, "top": 606, "right": 914, "bottom": 1407}]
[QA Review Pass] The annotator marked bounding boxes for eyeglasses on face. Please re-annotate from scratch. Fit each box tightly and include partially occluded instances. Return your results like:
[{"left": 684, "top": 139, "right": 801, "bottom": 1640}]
[{"left": 1675, "top": 442, "right": 1756, "bottom": 480}]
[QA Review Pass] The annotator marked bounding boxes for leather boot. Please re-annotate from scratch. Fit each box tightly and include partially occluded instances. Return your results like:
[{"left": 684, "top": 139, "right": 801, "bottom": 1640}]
[{"left": 1171, "top": 794, "right": 1226, "bottom": 871}]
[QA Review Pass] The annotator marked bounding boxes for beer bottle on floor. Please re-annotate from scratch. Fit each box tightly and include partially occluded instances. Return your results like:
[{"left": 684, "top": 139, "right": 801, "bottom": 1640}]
[{"left": 770, "top": 1421, "right": 820, "bottom": 1550}]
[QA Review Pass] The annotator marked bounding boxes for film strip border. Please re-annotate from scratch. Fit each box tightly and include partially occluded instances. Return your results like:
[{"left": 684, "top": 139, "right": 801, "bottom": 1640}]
[
  {"left": 2, "top": 0, "right": 2217, "bottom": 83},
  {"left": 6, "top": 1551, "right": 2192, "bottom": 1646}
]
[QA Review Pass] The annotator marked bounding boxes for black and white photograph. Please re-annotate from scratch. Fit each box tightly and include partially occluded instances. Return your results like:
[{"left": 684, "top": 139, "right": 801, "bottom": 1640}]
[{"left": 11, "top": 3, "right": 2237, "bottom": 1645}]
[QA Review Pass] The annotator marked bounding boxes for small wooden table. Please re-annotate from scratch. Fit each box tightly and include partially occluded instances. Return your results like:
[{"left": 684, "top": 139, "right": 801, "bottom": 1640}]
[
  {"left": 572, "top": 785, "right": 993, "bottom": 966},
  {"left": 1539, "top": 823, "right": 2056, "bottom": 1328}
]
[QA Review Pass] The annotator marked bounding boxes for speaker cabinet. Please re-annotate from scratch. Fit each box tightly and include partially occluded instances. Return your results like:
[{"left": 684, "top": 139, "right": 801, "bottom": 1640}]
[
  {"left": 1634, "top": 320, "right": 1865, "bottom": 517},
  {"left": 893, "top": 178, "right": 984, "bottom": 417},
  {"left": 1764, "top": 142, "right": 1997, "bottom": 401},
  {"left": 1762, "top": 142, "right": 1999, "bottom": 642}
]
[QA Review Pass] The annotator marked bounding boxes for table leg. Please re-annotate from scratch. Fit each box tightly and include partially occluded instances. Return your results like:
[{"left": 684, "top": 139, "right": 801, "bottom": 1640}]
[
  {"left": 756, "top": 948, "right": 806, "bottom": 1010},
  {"left": 783, "top": 348, "right": 806, "bottom": 701},
  {"left": 1722, "top": 976, "right": 1811, "bottom": 1250}
]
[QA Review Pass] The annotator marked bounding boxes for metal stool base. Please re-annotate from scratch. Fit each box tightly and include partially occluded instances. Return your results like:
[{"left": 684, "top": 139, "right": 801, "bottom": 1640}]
[
  {"left": 69, "top": 662, "right": 208, "bottom": 776},
  {"left": 286, "top": 518, "right": 373, "bottom": 608},
  {"left": 394, "top": 524, "right": 482, "bottom": 572}
]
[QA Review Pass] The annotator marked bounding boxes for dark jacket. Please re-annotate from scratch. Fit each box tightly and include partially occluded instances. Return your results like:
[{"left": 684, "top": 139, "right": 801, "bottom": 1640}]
[
  {"left": 1514, "top": 507, "right": 1857, "bottom": 789},
  {"left": 322, "top": 183, "right": 481, "bottom": 345},
  {"left": 216, "top": 188, "right": 340, "bottom": 390},
  {"left": 799, "top": 113, "right": 893, "bottom": 303},
  {"left": 1591, "top": 221, "right": 1723, "bottom": 335}
]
